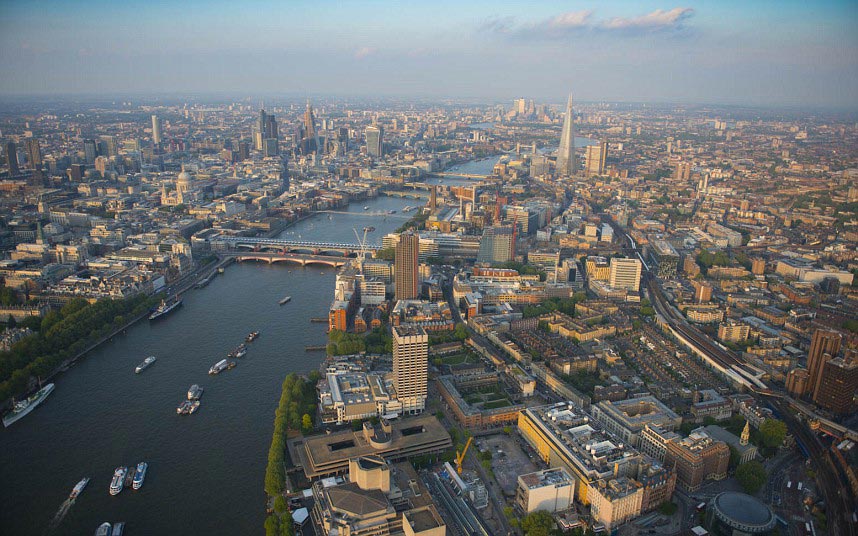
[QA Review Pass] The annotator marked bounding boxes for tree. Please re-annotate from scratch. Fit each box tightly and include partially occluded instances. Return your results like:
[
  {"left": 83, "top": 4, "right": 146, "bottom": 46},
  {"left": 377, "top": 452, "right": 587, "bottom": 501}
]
[
  {"left": 375, "top": 247, "right": 395, "bottom": 261},
  {"left": 759, "top": 419, "right": 787, "bottom": 448},
  {"left": 736, "top": 461, "right": 767, "bottom": 494},
  {"left": 274, "top": 495, "right": 288, "bottom": 514},
  {"left": 658, "top": 501, "right": 678, "bottom": 515},
  {"left": 521, "top": 510, "right": 553, "bottom": 536},
  {"left": 301, "top": 413, "right": 313, "bottom": 431},
  {"left": 264, "top": 515, "right": 280, "bottom": 536}
]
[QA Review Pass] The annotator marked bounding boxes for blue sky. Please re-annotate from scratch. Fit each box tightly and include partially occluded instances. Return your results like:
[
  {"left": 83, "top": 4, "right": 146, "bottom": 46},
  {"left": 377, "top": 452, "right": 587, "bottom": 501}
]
[{"left": 1, "top": 0, "right": 856, "bottom": 107}]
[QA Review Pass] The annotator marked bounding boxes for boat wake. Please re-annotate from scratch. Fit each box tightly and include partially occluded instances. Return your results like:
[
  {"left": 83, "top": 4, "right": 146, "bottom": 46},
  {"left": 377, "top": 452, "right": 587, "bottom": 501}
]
[{"left": 45, "top": 498, "right": 74, "bottom": 533}]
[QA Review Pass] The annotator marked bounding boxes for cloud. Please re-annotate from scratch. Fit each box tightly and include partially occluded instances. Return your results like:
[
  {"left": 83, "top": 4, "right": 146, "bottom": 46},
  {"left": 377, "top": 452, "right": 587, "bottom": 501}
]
[
  {"left": 481, "top": 7, "right": 694, "bottom": 39},
  {"left": 543, "top": 10, "right": 594, "bottom": 31},
  {"left": 478, "top": 16, "right": 515, "bottom": 34},
  {"left": 353, "top": 47, "right": 376, "bottom": 60},
  {"left": 602, "top": 8, "right": 695, "bottom": 31}
]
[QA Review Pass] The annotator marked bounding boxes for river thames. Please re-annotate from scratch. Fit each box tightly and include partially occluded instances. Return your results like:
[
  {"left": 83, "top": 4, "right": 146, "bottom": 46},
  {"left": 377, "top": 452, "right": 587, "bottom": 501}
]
[{"left": 0, "top": 159, "right": 501, "bottom": 535}]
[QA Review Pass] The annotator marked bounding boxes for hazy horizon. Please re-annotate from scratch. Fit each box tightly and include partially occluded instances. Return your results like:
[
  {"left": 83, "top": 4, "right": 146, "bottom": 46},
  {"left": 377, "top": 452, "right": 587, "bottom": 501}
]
[{"left": 1, "top": 0, "right": 857, "bottom": 109}]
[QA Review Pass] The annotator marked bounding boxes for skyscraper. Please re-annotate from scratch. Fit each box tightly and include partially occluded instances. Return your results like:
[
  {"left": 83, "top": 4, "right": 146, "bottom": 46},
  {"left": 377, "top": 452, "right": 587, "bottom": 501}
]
[
  {"left": 392, "top": 324, "right": 428, "bottom": 414},
  {"left": 813, "top": 353, "right": 858, "bottom": 414},
  {"left": 366, "top": 125, "right": 383, "bottom": 157},
  {"left": 5, "top": 140, "right": 19, "bottom": 175},
  {"left": 585, "top": 140, "right": 608, "bottom": 176},
  {"left": 394, "top": 231, "right": 419, "bottom": 301},
  {"left": 807, "top": 328, "right": 842, "bottom": 398},
  {"left": 299, "top": 100, "right": 319, "bottom": 155},
  {"left": 256, "top": 109, "right": 267, "bottom": 150},
  {"left": 556, "top": 93, "right": 576, "bottom": 176},
  {"left": 151, "top": 115, "right": 162, "bottom": 145},
  {"left": 83, "top": 139, "right": 97, "bottom": 165},
  {"left": 477, "top": 225, "right": 515, "bottom": 264},
  {"left": 24, "top": 138, "right": 41, "bottom": 170},
  {"left": 610, "top": 257, "right": 642, "bottom": 291}
]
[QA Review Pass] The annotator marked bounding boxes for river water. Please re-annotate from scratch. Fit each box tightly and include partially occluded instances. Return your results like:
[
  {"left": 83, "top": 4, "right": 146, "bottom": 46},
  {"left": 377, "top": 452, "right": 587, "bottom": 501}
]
[{"left": 0, "top": 195, "right": 415, "bottom": 535}]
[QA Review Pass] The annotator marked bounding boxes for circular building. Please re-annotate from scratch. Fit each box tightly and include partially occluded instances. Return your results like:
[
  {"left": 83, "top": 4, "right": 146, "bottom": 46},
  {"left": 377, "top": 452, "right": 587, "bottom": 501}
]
[
  {"left": 707, "top": 491, "right": 777, "bottom": 535},
  {"left": 176, "top": 169, "right": 192, "bottom": 196}
]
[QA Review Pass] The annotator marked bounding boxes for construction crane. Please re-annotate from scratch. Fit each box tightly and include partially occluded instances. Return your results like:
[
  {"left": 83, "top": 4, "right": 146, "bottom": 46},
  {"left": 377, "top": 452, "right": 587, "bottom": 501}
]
[
  {"left": 455, "top": 436, "right": 473, "bottom": 475},
  {"left": 352, "top": 227, "right": 370, "bottom": 271}
]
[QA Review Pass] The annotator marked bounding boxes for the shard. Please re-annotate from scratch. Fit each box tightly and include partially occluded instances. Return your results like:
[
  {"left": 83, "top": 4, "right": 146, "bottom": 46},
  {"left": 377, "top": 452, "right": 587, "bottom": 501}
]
[{"left": 556, "top": 93, "right": 576, "bottom": 176}]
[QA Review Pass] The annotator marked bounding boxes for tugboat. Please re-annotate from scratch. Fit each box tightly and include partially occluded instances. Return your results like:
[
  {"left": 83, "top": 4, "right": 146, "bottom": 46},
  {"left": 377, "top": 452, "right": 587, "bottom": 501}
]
[
  {"left": 132, "top": 462, "right": 147, "bottom": 490},
  {"left": 246, "top": 331, "right": 260, "bottom": 342},
  {"left": 109, "top": 467, "right": 127, "bottom": 496},
  {"left": 149, "top": 298, "right": 182, "bottom": 321},
  {"left": 135, "top": 356, "right": 156, "bottom": 373},
  {"left": 2, "top": 383, "right": 55, "bottom": 427},
  {"left": 70, "top": 477, "right": 90, "bottom": 500}
]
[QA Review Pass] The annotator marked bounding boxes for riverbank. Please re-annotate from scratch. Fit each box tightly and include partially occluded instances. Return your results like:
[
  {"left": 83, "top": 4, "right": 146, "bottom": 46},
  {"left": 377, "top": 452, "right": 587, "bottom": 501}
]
[
  {"left": 0, "top": 293, "right": 160, "bottom": 408},
  {"left": 1, "top": 256, "right": 230, "bottom": 410}
]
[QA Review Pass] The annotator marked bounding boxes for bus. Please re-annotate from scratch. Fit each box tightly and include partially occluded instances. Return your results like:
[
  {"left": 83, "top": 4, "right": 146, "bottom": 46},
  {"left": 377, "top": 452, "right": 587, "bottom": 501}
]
[{"left": 696, "top": 502, "right": 706, "bottom": 512}]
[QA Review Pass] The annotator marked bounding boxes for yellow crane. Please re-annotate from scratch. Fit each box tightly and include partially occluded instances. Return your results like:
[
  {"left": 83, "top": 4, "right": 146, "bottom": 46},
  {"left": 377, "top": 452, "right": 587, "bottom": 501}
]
[{"left": 455, "top": 436, "right": 473, "bottom": 475}]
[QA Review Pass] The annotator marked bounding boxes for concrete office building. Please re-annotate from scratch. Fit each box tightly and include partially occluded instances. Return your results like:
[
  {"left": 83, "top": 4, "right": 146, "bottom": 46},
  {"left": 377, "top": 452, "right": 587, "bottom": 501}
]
[
  {"left": 516, "top": 467, "right": 576, "bottom": 514},
  {"left": 807, "top": 329, "right": 843, "bottom": 399},
  {"left": 517, "top": 404, "right": 642, "bottom": 504},
  {"left": 476, "top": 225, "right": 515, "bottom": 264},
  {"left": 366, "top": 125, "right": 384, "bottom": 157},
  {"left": 591, "top": 396, "right": 681, "bottom": 448},
  {"left": 664, "top": 428, "right": 730, "bottom": 492},
  {"left": 395, "top": 232, "right": 419, "bottom": 301},
  {"left": 587, "top": 477, "right": 644, "bottom": 530},
  {"left": 584, "top": 141, "right": 607, "bottom": 176},
  {"left": 814, "top": 354, "right": 858, "bottom": 415},
  {"left": 609, "top": 257, "right": 642, "bottom": 291},
  {"left": 151, "top": 115, "right": 162, "bottom": 145},
  {"left": 393, "top": 324, "right": 428, "bottom": 414}
]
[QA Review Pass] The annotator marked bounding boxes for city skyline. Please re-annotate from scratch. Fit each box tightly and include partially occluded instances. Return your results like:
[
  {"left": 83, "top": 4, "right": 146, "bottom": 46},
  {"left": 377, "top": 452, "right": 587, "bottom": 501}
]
[{"left": 0, "top": 1, "right": 856, "bottom": 109}]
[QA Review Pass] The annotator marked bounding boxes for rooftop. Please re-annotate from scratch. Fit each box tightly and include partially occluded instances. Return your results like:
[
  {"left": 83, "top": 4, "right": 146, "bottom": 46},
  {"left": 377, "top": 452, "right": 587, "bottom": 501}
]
[
  {"left": 713, "top": 491, "right": 775, "bottom": 529},
  {"left": 519, "top": 467, "right": 575, "bottom": 490}
]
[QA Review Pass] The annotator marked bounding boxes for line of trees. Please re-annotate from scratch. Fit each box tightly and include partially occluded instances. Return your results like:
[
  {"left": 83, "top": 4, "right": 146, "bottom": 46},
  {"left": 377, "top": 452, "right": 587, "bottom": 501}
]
[
  {"left": 264, "top": 372, "right": 318, "bottom": 496},
  {"left": 263, "top": 372, "right": 319, "bottom": 536},
  {"left": 0, "top": 294, "right": 159, "bottom": 402}
]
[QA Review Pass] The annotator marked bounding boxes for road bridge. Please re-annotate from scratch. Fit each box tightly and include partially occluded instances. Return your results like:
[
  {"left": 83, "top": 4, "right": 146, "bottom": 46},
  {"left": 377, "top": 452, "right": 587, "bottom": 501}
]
[
  {"left": 225, "top": 251, "right": 350, "bottom": 268},
  {"left": 314, "top": 210, "right": 410, "bottom": 219},
  {"left": 212, "top": 236, "right": 380, "bottom": 256},
  {"left": 429, "top": 172, "right": 494, "bottom": 180}
]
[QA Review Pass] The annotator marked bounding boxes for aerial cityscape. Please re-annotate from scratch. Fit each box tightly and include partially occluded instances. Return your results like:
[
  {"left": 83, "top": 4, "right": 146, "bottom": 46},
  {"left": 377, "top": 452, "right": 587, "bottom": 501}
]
[{"left": 0, "top": 1, "right": 857, "bottom": 536}]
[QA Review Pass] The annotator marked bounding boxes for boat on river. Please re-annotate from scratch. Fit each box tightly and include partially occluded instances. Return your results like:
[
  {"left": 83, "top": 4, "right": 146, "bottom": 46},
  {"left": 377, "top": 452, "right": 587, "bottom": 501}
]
[
  {"left": 70, "top": 477, "right": 90, "bottom": 499},
  {"left": 135, "top": 356, "right": 156, "bottom": 373},
  {"left": 149, "top": 299, "right": 182, "bottom": 321},
  {"left": 2, "top": 383, "right": 55, "bottom": 427},
  {"left": 109, "top": 467, "right": 127, "bottom": 496}
]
